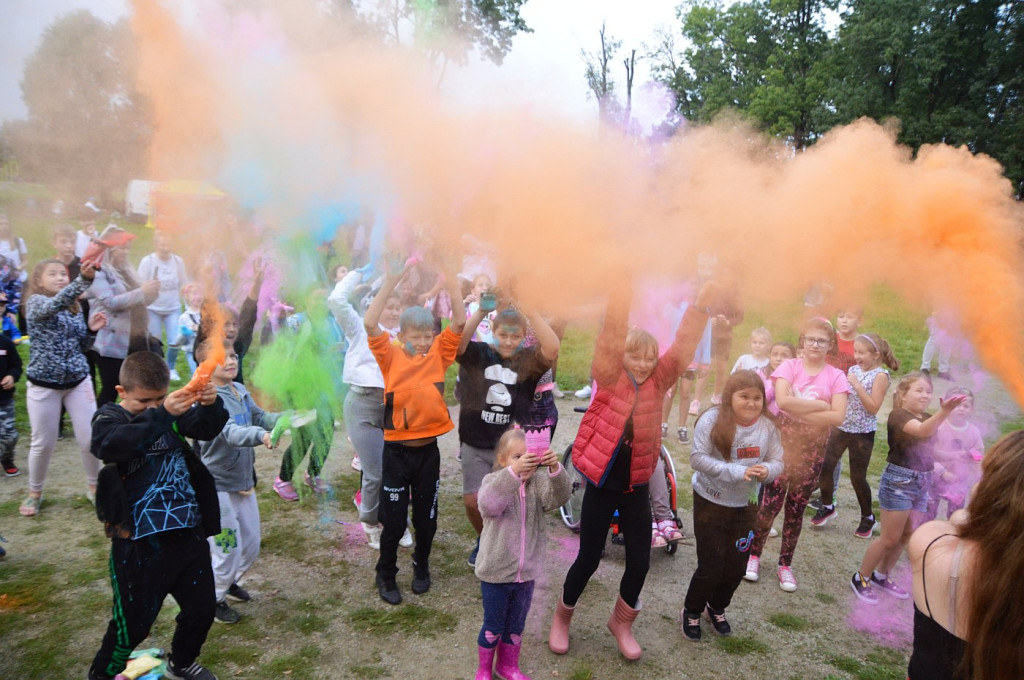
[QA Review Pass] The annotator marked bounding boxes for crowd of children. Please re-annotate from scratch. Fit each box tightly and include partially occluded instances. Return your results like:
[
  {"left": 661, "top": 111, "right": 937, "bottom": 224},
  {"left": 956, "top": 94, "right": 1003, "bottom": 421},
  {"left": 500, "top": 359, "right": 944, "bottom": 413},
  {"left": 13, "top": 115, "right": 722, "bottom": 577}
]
[{"left": 0, "top": 207, "right": 1011, "bottom": 680}]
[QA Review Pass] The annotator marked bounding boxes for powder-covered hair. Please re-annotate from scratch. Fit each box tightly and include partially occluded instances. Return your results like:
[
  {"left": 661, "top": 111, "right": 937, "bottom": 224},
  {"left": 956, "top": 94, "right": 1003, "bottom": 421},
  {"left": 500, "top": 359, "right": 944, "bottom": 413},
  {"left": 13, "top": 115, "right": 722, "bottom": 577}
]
[
  {"left": 624, "top": 327, "right": 658, "bottom": 359},
  {"left": 399, "top": 305, "right": 434, "bottom": 332},
  {"left": 708, "top": 370, "right": 769, "bottom": 460},
  {"left": 957, "top": 430, "right": 1024, "bottom": 680}
]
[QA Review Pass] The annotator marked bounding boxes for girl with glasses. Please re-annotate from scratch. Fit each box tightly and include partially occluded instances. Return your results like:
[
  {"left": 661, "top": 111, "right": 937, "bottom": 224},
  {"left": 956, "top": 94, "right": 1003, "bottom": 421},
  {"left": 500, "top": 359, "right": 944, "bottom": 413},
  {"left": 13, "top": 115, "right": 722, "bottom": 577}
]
[{"left": 743, "top": 317, "right": 849, "bottom": 592}]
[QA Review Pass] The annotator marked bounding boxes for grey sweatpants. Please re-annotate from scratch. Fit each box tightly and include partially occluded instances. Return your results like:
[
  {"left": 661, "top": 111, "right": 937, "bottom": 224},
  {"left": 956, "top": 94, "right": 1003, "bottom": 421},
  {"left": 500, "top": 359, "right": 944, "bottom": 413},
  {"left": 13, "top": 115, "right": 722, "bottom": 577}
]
[{"left": 344, "top": 387, "right": 386, "bottom": 526}]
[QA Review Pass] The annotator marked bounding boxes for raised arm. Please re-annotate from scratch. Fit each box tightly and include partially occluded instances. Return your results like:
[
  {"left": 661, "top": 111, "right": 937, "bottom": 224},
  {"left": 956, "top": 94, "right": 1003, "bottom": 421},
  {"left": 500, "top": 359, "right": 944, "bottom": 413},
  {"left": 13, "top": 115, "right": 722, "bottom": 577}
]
[
  {"left": 903, "top": 394, "right": 968, "bottom": 439},
  {"left": 364, "top": 268, "right": 404, "bottom": 338},
  {"left": 519, "top": 303, "right": 559, "bottom": 363},
  {"left": 591, "top": 285, "right": 631, "bottom": 387},
  {"left": 445, "top": 269, "right": 466, "bottom": 335},
  {"left": 327, "top": 269, "right": 367, "bottom": 341}
]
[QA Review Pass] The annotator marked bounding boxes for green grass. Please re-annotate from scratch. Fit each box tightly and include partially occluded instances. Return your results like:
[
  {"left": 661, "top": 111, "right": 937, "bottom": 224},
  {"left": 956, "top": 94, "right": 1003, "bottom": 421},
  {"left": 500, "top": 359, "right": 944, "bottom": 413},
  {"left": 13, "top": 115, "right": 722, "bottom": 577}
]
[
  {"left": 767, "top": 611, "right": 811, "bottom": 631},
  {"left": 260, "top": 645, "right": 321, "bottom": 680},
  {"left": 569, "top": 664, "right": 595, "bottom": 680},
  {"left": 828, "top": 648, "right": 906, "bottom": 680},
  {"left": 713, "top": 634, "right": 769, "bottom": 655},
  {"left": 816, "top": 592, "right": 838, "bottom": 605},
  {"left": 347, "top": 604, "right": 457, "bottom": 638}
]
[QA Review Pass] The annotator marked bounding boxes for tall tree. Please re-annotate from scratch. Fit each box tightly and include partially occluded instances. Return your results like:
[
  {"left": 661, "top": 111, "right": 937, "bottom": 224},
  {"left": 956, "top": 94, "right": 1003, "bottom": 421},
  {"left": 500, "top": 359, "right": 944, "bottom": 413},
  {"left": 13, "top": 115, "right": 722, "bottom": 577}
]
[
  {"left": 651, "top": 0, "right": 838, "bottom": 148},
  {"left": 14, "top": 10, "right": 150, "bottom": 202},
  {"left": 582, "top": 22, "right": 623, "bottom": 127}
]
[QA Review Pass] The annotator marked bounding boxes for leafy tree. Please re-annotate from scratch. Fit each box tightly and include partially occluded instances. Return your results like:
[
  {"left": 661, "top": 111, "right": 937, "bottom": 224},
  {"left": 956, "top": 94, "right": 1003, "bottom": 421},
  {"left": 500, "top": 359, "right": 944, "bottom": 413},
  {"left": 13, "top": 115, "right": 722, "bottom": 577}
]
[
  {"left": 582, "top": 22, "right": 624, "bottom": 126},
  {"left": 347, "top": 0, "right": 531, "bottom": 79},
  {"left": 13, "top": 10, "right": 150, "bottom": 203}
]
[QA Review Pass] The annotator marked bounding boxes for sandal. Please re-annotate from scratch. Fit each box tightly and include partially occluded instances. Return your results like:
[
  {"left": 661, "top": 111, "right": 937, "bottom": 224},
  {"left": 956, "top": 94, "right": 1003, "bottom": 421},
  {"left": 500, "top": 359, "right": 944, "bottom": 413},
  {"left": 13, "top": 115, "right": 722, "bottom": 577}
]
[
  {"left": 651, "top": 522, "right": 668, "bottom": 548},
  {"left": 19, "top": 495, "right": 41, "bottom": 517},
  {"left": 658, "top": 519, "right": 684, "bottom": 544}
]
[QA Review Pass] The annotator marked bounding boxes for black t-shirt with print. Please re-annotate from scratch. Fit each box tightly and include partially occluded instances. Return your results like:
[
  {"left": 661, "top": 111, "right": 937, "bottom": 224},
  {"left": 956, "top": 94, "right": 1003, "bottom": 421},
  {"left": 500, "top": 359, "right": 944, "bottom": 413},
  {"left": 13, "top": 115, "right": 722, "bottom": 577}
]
[{"left": 457, "top": 341, "right": 551, "bottom": 449}]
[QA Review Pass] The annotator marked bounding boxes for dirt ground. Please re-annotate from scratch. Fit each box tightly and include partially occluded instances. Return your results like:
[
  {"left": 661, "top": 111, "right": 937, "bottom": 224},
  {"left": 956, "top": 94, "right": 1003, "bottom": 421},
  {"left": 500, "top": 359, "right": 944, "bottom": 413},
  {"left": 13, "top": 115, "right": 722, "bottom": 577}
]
[{"left": 1, "top": 376, "right": 1018, "bottom": 680}]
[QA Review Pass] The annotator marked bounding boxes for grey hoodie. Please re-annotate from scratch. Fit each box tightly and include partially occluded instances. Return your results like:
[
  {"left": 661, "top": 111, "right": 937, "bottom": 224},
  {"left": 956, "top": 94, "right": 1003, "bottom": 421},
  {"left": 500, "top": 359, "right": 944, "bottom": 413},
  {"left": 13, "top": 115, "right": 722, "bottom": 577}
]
[{"left": 198, "top": 382, "right": 279, "bottom": 492}]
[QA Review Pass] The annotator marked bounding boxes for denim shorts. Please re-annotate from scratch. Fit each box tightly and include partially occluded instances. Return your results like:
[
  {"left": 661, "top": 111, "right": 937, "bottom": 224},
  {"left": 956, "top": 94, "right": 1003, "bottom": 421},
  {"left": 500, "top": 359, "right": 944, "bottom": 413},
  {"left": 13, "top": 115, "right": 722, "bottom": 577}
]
[{"left": 877, "top": 463, "right": 931, "bottom": 513}]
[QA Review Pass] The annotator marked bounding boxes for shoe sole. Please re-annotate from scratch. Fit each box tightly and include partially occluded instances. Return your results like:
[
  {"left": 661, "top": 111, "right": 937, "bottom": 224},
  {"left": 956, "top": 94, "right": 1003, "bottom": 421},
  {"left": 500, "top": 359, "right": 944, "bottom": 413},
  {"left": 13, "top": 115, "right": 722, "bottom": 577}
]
[
  {"left": 850, "top": 580, "right": 879, "bottom": 605},
  {"left": 214, "top": 615, "right": 241, "bottom": 624},
  {"left": 4, "top": 470, "right": 21, "bottom": 477},
  {"left": 225, "top": 593, "right": 250, "bottom": 603},
  {"left": 873, "top": 585, "right": 910, "bottom": 600},
  {"left": 743, "top": 573, "right": 758, "bottom": 582}
]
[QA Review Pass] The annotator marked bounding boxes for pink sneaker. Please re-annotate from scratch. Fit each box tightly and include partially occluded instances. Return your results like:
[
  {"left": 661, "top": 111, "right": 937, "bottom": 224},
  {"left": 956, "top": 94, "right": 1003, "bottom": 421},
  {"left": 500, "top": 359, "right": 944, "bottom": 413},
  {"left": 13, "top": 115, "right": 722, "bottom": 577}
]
[
  {"left": 689, "top": 399, "right": 700, "bottom": 416},
  {"left": 273, "top": 477, "right": 299, "bottom": 501},
  {"left": 743, "top": 555, "right": 760, "bottom": 582},
  {"left": 778, "top": 565, "right": 798, "bottom": 592},
  {"left": 304, "top": 472, "right": 330, "bottom": 493},
  {"left": 351, "top": 455, "right": 362, "bottom": 471}
]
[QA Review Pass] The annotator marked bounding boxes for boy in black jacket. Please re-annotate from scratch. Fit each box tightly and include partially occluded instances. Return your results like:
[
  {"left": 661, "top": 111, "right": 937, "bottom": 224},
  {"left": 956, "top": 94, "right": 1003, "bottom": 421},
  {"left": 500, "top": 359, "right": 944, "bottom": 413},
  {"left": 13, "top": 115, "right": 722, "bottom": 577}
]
[
  {"left": 87, "top": 352, "right": 228, "bottom": 680},
  {"left": 0, "top": 329, "right": 22, "bottom": 476}
]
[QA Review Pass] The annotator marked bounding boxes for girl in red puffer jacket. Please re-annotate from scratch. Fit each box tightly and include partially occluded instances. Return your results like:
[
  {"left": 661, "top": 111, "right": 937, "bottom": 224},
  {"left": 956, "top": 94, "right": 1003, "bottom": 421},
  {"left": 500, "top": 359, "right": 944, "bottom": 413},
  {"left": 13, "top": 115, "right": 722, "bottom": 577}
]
[{"left": 548, "top": 280, "right": 712, "bottom": 661}]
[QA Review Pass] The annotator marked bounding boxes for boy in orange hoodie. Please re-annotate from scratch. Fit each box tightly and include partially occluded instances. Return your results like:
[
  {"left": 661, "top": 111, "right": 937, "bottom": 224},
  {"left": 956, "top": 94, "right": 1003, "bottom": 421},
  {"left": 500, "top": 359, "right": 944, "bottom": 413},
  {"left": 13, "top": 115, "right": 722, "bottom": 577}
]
[{"left": 364, "top": 258, "right": 466, "bottom": 605}]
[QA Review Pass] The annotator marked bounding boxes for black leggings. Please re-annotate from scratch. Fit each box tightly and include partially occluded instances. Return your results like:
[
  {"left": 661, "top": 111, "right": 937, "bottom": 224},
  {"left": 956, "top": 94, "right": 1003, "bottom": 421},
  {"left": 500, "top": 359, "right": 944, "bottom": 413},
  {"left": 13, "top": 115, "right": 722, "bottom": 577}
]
[
  {"left": 684, "top": 493, "right": 756, "bottom": 613},
  {"left": 818, "top": 429, "right": 875, "bottom": 517},
  {"left": 94, "top": 354, "right": 124, "bottom": 407},
  {"left": 562, "top": 483, "right": 651, "bottom": 609}
]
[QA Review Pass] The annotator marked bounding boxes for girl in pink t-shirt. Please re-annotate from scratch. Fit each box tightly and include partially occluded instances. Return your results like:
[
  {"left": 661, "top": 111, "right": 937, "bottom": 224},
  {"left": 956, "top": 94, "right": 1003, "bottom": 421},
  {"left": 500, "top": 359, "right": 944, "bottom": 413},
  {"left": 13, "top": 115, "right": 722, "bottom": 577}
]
[{"left": 744, "top": 318, "right": 849, "bottom": 592}]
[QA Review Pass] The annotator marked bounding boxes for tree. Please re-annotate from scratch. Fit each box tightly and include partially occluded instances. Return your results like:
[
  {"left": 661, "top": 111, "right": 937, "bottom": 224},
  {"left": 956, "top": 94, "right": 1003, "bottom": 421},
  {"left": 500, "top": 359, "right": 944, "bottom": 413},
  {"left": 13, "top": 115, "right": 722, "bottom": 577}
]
[
  {"left": 582, "top": 22, "right": 623, "bottom": 126},
  {"left": 13, "top": 10, "right": 150, "bottom": 203},
  {"left": 650, "top": 0, "right": 838, "bottom": 148},
  {"left": 347, "top": 0, "right": 532, "bottom": 80}
]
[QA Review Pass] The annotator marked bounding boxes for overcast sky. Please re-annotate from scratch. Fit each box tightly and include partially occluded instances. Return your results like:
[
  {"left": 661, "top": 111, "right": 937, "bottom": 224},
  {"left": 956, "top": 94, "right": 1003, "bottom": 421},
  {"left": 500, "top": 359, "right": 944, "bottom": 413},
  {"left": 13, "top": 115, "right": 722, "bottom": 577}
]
[{"left": 0, "top": 0, "right": 681, "bottom": 123}]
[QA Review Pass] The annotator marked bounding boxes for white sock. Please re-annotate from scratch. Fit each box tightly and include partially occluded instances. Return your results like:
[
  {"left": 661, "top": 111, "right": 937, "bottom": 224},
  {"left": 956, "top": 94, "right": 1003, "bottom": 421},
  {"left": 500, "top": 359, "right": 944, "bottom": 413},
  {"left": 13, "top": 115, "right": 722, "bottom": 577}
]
[{"left": 873, "top": 570, "right": 887, "bottom": 581}]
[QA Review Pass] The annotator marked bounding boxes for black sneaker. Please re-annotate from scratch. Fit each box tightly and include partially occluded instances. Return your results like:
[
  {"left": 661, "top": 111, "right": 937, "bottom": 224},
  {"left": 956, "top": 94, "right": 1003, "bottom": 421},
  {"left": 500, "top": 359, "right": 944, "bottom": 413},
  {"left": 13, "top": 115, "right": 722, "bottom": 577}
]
[
  {"left": 680, "top": 608, "right": 701, "bottom": 641},
  {"left": 854, "top": 515, "right": 876, "bottom": 539},
  {"left": 411, "top": 559, "right": 431, "bottom": 594},
  {"left": 808, "top": 497, "right": 822, "bottom": 511},
  {"left": 810, "top": 504, "right": 837, "bottom": 526},
  {"left": 468, "top": 537, "right": 480, "bottom": 567},
  {"left": 165, "top": 659, "right": 218, "bottom": 680},
  {"left": 850, "top": 572, "right": 878, "bottom": 604},
  {"left": 2, "top": 462, "right": 19, "bottom": 477},
  {"left": 226, "top": 582, "right": 251, "bottom": 603},
  {"left": 376, "top": 574, "right": 402, "bottom": 605},
  {"left": 677, "top": 427, "right": 689, "bottom": 445},
  {"left": 705, "top": 605, "right": 732, "bottom": 636},
  {"left": 870, "top": 572, "right": 909, "bottom": 599},
  {"left": 214, "top": 600, "right": 241, "bottom": 624}
]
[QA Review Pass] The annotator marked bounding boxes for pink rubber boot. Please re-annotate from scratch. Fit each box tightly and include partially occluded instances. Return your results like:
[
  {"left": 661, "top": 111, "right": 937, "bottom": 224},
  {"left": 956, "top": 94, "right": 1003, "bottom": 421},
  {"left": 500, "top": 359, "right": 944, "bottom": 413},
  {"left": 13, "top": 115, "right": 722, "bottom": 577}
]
[
  {"left": 475, "top": 645, "right": 496, "bottom": 680},
  {"left": 547, "top": 595, "right": 575, "bottom": 654},
  {"left": 607, "top": 595, "right": 642, "bottom": 660},
  {"left": 494, "top": 637, "right": 531, "bottom": 680}
]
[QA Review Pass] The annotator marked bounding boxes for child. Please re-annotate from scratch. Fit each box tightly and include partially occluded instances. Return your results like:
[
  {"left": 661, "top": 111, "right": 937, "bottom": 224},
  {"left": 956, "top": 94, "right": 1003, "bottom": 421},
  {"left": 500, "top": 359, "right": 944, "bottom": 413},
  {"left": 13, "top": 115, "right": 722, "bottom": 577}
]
[
  {"left": 760, "top": 342, "right": 795, "bottom": 416},
  {"left": 88, "top": 351, "right": 228, "bottom": 680},
  {"left": 0, "top": 292, "right": 21, "bottom": 343},
  {"left": 364, "top": 259, "right": 466, "bottom": 605},
  {"left": 137, "top": 231, "right": 189, "bottom": 380},
  {"left": 463, "top": 273, "right": 496, "bottom": 344},
  {"left": 193, "top": 259, "right": 262, "bottom": 384},
  {"left": 474, "top": 428, "right": 571, "bottom": 680},
  {"left": 0, "top": 323, "right": 23, "bottom": 476},
  {"left": 178, "top": 283, "right": 202, "bottom": 375},
  {"left": 830, "top": 309, "right": 862, "bottom": 373},
  {"left": 743, "top": 318, "right": 848, "bottom": 592},
  {"left": 730, "top": 327, "right": 771, "bottom": 374},
  {"left": 680, "top": 371, "right": 784, "bottom": 641},
  {"left": 851, "top": 372, "right": 966, "bottom": 604},
  {"left": 75, "top": 208, "right": 98, "bottom": 259},
  {"left": 927, "top": 386, "right": 983, "bottom": 520},
  {"left": 327, "top": 266, "right": 411, "bottom": 548},
  {"left": 812, "top": 333, "right": 899, "bottom": 537},
  {"left": 197, "top": 342, "right": 278, "bottom": 624},
  {"left": 458, "top": 301, "right": 560, "bottom": 566},
  {"left": 549, "top": 281, "right": 710, "bottom": 660},
  {"left": 20, "top": 260, "right": 107, "bottom": 516}
]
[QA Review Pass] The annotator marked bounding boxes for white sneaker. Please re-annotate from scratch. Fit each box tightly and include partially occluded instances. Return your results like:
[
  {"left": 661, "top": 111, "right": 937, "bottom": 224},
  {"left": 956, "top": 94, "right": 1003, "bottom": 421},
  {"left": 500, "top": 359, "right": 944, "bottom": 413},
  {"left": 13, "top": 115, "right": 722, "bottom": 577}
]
[
  {"left": 399, "top": 527, "right": 413, "bottom": 549},
  {"left": 362, "top": 522, "right": 381, "bottom": 550},
  {"left": 574, "top": 384, "right": 592, "bottom": 399},
  {"left": 551, "top": 383, "right": 565, "bottom": 399},
  {"left": 768, "top": 527, "right": 779, "bottom": 538},
  {"left": 351, "top": 455, "right": 362, "bottom": 472},
  {"left": 778, "top": 565, "right": 798, "bottom": 592},
  {"left": 169, "top": 369, "right": 181, "bottom": 381}
]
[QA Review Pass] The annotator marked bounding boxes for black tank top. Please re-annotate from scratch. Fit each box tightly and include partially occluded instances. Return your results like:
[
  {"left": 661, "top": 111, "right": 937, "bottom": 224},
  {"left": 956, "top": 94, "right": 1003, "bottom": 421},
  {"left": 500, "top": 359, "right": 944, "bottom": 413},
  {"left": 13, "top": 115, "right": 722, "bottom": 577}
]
[{"left": 907, "top": 534, "right": 967, "bottom": 680}]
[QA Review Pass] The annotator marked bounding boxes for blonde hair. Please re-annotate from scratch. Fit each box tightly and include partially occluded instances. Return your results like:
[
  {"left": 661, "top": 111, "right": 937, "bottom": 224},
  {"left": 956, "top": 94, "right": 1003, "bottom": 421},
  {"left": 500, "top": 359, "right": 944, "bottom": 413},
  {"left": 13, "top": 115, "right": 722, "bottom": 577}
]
[
  {"left": 751, "top": 327, "right": 772, "bottom": 343},
  {"left": 494, "top": 428, "right": 526, "bottom": 469},
  {"left": 625, "top": 327, "right": 659, "bottom": 358}
]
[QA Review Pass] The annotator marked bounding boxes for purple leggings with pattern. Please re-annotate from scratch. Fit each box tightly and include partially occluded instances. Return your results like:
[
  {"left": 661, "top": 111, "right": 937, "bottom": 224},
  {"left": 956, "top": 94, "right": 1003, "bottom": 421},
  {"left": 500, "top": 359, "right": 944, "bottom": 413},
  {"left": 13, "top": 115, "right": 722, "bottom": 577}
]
[{"left": 750, "top": 416, "right": 830, "bottom": 567}]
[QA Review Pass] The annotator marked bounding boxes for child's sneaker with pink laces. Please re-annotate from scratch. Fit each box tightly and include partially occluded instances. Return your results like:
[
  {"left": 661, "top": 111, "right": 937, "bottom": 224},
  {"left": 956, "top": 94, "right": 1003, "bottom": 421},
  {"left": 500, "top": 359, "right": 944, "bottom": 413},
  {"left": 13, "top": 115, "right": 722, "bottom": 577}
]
[
  {"left": 273, "top": 476, "right": 298, "bottom": 501},
  {"left": 743, "top": 555, "right": 760, "bottom": 582},
  {"left": 777, "top": 565, "right": 798, "bottom": 592}
]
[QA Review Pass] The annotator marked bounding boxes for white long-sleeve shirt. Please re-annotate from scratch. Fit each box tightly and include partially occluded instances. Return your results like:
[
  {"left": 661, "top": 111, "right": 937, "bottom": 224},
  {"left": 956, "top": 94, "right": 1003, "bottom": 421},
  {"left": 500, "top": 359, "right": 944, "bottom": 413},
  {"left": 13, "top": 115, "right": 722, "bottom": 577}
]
[{"left": 327, "top": 271, "right": 395, "bottom": 389}]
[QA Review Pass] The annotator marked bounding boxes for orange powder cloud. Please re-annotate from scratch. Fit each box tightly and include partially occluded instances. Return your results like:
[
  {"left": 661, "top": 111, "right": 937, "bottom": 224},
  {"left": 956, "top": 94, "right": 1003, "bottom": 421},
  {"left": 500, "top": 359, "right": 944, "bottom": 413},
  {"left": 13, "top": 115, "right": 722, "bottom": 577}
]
[{"left": 128, "top": 1, "right": 1024, "bottom": 406}]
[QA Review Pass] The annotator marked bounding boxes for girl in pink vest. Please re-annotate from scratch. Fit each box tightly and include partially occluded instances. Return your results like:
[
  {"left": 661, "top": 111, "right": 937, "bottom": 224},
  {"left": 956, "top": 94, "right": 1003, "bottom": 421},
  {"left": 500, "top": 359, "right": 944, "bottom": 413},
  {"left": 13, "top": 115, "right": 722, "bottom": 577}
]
[{"left": 548, "top": 282, "right": 711, "bottom": 660}]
